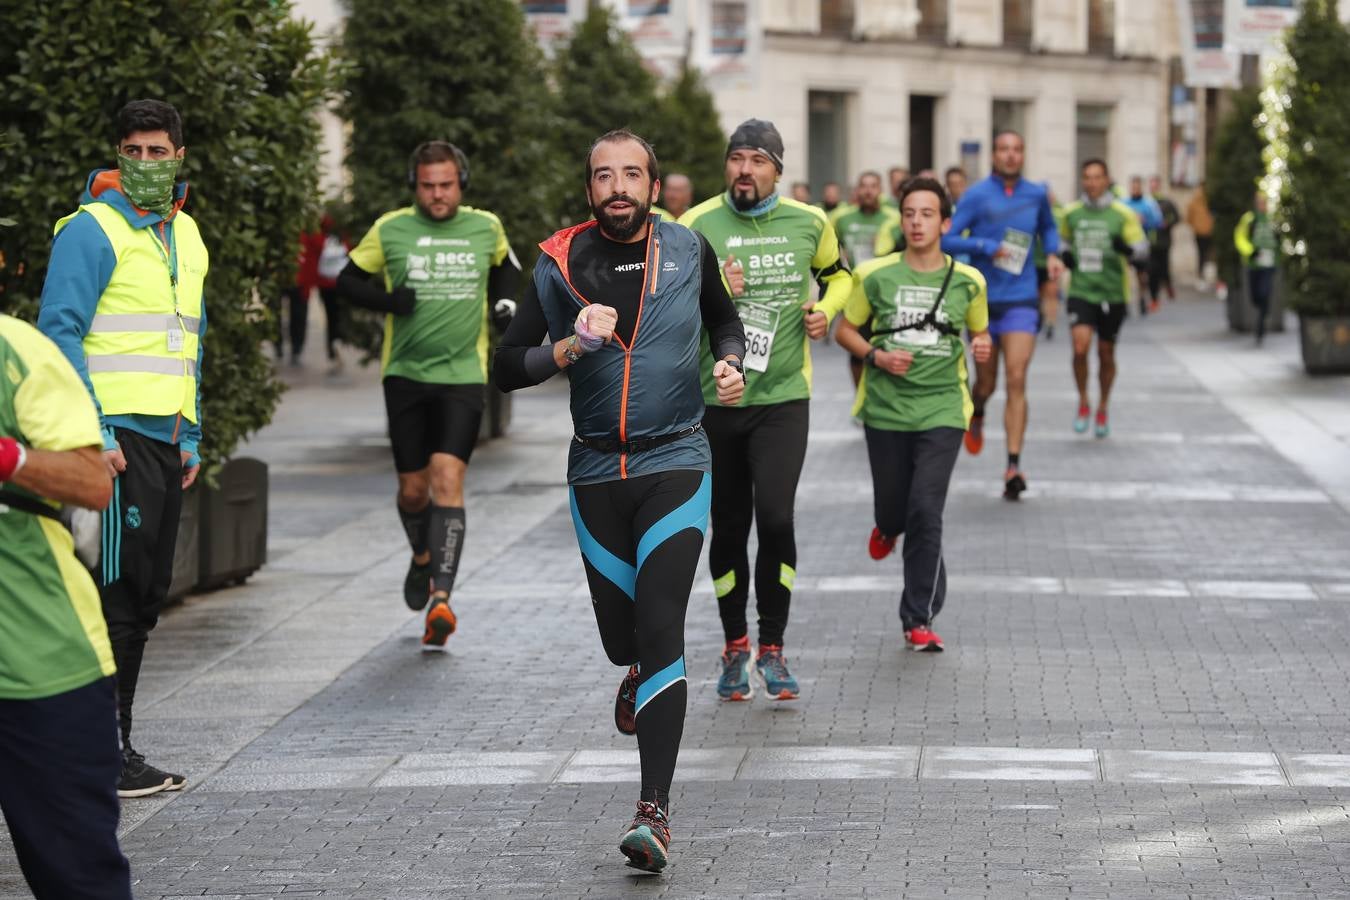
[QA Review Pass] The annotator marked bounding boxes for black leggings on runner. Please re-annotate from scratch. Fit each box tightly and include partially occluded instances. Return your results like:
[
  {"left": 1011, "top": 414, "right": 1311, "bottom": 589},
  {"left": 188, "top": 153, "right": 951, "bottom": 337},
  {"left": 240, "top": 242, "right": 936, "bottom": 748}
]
[
  {"left": 703, "top": 400, "right": 809, "bottom": 647},
  {"left": 865, "top": 426, "right": 964, "bottom": 630},
  {"left": 570, "top": 469, "right": 710, "bottom": 803}
]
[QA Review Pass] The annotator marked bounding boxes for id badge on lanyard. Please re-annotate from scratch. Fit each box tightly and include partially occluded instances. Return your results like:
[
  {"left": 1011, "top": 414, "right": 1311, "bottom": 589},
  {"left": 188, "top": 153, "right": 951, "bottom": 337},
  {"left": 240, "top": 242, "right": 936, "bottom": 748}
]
[{"left": 152, "top": 225, "right": 186, "bottom": 352}]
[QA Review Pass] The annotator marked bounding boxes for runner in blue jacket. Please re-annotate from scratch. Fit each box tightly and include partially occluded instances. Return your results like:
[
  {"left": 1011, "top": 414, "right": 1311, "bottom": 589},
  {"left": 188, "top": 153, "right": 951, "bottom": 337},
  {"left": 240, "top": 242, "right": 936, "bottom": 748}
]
[{"left": 942, "top": 130, "right": 1062, "bottom": 499}]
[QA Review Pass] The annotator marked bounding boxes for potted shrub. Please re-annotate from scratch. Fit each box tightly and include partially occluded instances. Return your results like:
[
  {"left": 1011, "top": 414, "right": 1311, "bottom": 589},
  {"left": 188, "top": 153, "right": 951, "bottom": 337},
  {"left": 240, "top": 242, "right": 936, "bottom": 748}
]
[{"left": 1262, "top": 0, "right": 1350, "bottom": 372}]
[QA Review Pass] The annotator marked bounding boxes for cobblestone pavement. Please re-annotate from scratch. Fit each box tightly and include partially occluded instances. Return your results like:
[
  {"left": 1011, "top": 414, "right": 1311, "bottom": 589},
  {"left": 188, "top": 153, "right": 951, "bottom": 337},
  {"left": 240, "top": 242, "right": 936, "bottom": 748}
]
[{"left": 4, "top": 294, "right": 1350, "bottom": 898}]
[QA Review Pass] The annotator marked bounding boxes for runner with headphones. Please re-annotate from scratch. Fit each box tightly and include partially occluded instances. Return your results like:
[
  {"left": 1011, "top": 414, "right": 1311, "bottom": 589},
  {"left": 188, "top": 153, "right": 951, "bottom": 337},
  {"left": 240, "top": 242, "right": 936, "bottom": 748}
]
[{"left": 337, "top": 141, "right": 521, "bottom": 646}]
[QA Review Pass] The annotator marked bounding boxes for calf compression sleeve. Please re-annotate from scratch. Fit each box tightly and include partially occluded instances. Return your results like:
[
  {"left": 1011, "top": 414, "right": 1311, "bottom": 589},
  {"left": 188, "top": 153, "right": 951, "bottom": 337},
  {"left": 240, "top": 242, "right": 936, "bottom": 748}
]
[
  {"left": 428, "top": 506, "right": 466, "bottom": 595},
  {"left": 398, "top": 503, "right": 431, "bottom": 556}
]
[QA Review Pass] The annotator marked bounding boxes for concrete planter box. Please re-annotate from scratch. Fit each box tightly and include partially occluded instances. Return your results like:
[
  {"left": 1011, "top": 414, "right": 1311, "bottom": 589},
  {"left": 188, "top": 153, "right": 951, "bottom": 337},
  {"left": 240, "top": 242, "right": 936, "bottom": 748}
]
[
  {"left": 1298, "top": 313, "right": 1350, "bottom": 375},
  {"left": 1225, "top": 265, "right": 1287, "bottom": 334},
  {"left": 168, "top": 457, "right": 268, "bottom": 600}
]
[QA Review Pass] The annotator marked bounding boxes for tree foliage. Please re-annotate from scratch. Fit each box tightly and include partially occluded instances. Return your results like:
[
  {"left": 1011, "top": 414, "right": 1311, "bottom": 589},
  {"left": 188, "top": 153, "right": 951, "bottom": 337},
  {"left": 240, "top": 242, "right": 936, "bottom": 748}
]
[
  {"left": 1262, "top": 0, "right": 1350, "bottom": 315},
  {"left": 0, "top": 0, "right": 332, "bottom": 474},
  {"left": 1206, "top": 88, "right": 1265, "bottom": 283},
  {"left": 553, "top": 3, "right": 663, "bottom": 224},
  {"left": 647, "top": 65, "right": 728, "bottom": 208},
  {"left": 339, "top": 0, "right": 563, "bottom": 357}
]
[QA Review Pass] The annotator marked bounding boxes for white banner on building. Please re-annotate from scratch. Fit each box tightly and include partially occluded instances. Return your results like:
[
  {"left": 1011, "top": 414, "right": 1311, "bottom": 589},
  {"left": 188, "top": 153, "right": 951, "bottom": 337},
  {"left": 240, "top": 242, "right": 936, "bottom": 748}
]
[
  {"left": 520, "top": 0, "right": 582, "bottom": 52},
  {"left": 1223, "top": 0, "right": 1300, "bottom": 53},
  {"left": 620, "top": 0, "right": 688, "bottom": 77},
  {"left": 1178, "top": 0, "right": 1241, "bottom": 87},
  {"left": 696, "top": 0, "right": 759, "bottom": 86}
]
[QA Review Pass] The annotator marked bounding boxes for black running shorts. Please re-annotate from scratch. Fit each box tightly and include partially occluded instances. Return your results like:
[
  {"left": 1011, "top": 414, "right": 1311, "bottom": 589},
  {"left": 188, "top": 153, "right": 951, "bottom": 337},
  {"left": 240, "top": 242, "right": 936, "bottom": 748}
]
[
  {"left": 1067, "top": 297, "right": 1127, "bottom": 343},
  {"left": 382, "top": 376, "right": 485, "bottom": 472}
]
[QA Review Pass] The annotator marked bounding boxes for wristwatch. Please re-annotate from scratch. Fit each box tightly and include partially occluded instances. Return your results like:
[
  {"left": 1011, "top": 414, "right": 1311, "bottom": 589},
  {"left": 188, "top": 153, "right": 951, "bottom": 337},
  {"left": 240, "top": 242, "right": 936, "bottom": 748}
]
[
  {"left": 725, "top": 357, "right": 745, "bottom": 382},
  {"left": 864, "top": 348, "right": 878, "bottom": 367},
  {"left": 563, "top": 334, "right": 583, "bottom": 365}
]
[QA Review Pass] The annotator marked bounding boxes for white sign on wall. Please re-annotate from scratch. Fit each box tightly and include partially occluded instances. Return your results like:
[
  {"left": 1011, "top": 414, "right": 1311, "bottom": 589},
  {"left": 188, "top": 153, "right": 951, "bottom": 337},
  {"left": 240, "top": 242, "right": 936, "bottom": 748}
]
[
  {"left": 1223, "top": 0, "right": 1300, "bottom": 53},
  {"left": 1178, "top": 0, "right": 1241, "bottom": 87}
]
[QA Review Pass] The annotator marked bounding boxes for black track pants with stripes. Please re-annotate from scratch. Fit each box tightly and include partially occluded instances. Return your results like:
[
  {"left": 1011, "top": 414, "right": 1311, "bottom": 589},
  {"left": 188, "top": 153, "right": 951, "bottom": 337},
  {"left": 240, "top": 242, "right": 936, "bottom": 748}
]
[
  {"left": 864, "top": 425, "right": 964, "bottom": 630},
  {"left": 570, "top": 469, "right": 709, "bottom": 801}
]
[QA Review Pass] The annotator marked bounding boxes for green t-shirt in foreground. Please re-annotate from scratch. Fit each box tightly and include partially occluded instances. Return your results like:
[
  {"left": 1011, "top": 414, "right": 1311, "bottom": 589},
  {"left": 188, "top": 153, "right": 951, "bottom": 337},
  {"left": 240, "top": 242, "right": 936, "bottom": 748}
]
[
  {"left": 846, "top": 253, "right": 989, "bottom": 432},
  {"left": 350, "top": 205, "right": 512, "bottom": 385}
]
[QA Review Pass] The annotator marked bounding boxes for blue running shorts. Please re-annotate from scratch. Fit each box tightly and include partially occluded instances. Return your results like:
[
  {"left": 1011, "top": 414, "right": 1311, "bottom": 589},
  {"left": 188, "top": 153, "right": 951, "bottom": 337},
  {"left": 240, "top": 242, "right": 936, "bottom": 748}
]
[{"left": 987, "top": 302, "right": 1041, "bottom": 339}]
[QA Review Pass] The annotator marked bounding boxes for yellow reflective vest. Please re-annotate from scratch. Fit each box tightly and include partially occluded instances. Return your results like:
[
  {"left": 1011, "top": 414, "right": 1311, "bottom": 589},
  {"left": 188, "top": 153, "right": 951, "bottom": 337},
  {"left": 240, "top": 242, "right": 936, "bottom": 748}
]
[{"left": 53, "top": 202, "right": 207, "bottom": 422}]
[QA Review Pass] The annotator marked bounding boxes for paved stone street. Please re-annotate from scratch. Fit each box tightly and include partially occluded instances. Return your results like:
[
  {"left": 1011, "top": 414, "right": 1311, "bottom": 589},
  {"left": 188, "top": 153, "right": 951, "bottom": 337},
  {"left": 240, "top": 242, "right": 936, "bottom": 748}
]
[{"left": 4, "top": 292, "right": 1350, "bottom": 898}]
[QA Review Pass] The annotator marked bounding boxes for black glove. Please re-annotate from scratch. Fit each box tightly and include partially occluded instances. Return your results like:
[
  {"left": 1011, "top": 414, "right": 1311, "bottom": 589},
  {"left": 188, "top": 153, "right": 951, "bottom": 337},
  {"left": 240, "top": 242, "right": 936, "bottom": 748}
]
[
  {"left": 390, "top": 286, "right": 416, "bottom": 316},
  {"left": 1060, "top": 248, "right": 1077, "bottom": 271},
  {"left": 1111, "top": 235, "right": 1133, "bottom": 257},
  {"left": 491, "top": 298, "right": 516, "bottom": 333}
]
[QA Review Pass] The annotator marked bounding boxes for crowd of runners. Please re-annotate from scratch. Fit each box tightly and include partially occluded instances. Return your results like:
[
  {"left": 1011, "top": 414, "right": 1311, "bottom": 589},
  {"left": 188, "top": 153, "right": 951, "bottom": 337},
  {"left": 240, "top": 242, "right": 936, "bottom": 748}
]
[{"left": 4, "top": 97, "right": 1260, "bottom": 899}]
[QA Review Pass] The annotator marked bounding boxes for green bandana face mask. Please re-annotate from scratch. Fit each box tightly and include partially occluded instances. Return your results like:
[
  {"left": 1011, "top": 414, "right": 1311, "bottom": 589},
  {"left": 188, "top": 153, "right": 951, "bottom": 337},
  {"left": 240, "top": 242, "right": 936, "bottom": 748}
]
[{"left": 118, "top": 155, "right": 181, "bottom": 217}]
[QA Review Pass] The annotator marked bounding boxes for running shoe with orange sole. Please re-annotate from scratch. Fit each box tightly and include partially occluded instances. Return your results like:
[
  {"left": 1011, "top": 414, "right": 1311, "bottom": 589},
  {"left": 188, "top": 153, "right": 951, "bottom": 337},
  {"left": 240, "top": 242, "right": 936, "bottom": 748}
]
[
  {"left": 964, "top": 415, "right": 985, "bottom": 455},
  {"left": 620, "top": 801, "right": 671, "bottom": 873},
  {"left": 422, "top": 596, "right": 457, "bottom": 648}
]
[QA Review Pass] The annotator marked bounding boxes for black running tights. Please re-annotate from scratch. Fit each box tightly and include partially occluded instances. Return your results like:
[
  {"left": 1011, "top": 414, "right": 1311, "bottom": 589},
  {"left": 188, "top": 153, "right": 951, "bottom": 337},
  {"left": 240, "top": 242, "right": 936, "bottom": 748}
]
[{"left": 570, "top": 469, "right": 709, "bottom": 803}]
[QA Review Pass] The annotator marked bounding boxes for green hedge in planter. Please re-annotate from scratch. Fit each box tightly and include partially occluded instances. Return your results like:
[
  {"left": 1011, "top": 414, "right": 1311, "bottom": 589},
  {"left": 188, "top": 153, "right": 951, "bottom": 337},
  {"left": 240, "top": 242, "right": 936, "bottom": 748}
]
[
  {"left": 1262, "top": 0, "right": 1350, "bottom": 317},
  {"left": 0, "top": 0, "right": 334, "bottom": 475},
  {"left": 1207, "top": 88, "right": 1266, "bottom": 285}
]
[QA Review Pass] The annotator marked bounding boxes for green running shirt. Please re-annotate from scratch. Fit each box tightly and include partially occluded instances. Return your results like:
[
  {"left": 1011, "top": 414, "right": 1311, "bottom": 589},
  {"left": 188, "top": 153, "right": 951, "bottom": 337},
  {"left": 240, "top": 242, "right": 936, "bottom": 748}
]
[
  {"left": 845, "top": 254, "right": 989, "bottom": 432},
  {"left": 0, "top": 316, "right": 116, "bottom": 699},
  {"left": 679, "top": 195, "right": 851, "bottom": 407},
  {"left": 1060, "top": 199, "right": 1146, "bottom": 304},
  {"left": 829, "top": 204, "right": 900, "bottom": 268},
  {"left": 350, "top": 205, "right": 512, "bottom": 384}
]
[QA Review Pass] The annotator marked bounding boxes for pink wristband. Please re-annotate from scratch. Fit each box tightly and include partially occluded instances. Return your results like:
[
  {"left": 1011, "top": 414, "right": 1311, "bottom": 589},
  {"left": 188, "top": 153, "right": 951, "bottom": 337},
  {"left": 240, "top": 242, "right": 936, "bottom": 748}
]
[{"left": 574, "top": 314, "right": 604, "bottom": 352}]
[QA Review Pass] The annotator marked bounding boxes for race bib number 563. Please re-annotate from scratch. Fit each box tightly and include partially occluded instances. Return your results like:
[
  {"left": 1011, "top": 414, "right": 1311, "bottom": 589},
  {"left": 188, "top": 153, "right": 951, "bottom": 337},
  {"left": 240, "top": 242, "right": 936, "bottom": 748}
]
[{"left": 738, "top": 302, "right": 781, "bottom": 373}]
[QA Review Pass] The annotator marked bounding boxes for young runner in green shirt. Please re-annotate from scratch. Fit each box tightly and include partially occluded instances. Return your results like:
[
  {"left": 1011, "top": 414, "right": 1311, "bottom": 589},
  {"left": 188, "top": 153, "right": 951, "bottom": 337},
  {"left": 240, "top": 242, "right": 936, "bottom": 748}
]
[
  {"left": 679, "top": 119, "right": 852, "bottom": 701},
  {"left": 836, "top": 177, "right": 992, "bottom": 652},
  {"left": 338, "top": 140, "right": 520, "bottom": 647},
  {"left": 1059, "top": 158, "right": 1148, "bottom": 438}
]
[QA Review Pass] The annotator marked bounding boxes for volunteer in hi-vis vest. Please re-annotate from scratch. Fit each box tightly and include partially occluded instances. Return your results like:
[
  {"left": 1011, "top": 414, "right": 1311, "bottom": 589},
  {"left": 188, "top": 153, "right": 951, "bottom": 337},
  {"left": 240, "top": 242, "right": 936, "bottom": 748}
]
[
  {"left": 1, "top": 314, "right": 134, "bottom": 900},
  {"left": 679, "top": 118, "right": 852, "bottom": 703},
  {"left": 1234, "top": 192, "right": 1281, "bottom": 346},
  {"left": 38, "top": 99, "right": 204, "bottom": 799}
]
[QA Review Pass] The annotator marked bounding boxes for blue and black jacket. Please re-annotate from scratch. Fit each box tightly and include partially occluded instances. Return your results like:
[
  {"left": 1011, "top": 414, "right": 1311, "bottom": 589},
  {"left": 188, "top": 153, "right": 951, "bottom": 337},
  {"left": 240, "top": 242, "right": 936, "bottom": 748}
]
[{"left": 495, "top": 216, "right": 745, "bottom": 485}]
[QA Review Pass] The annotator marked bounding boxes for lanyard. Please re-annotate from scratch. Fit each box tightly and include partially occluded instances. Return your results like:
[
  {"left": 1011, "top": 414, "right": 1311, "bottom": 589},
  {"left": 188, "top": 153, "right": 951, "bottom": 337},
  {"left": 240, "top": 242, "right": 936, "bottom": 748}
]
[{"left": 149, "top": 221, "right": 181, "bottom": 317}]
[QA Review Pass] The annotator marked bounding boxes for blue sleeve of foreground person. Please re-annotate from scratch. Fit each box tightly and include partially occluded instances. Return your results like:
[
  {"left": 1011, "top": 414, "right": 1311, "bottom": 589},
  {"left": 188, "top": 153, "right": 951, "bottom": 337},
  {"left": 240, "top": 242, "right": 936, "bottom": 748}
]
[{"left": 36, "top": 211, "right": 116, "bottom": 443}]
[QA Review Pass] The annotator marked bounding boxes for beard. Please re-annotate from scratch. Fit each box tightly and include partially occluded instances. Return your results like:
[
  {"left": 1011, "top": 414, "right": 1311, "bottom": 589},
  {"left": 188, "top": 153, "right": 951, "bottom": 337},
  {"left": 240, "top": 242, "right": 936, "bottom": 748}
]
[
  {"left": 730, "top": 179, "right": 765, "bottom": 211},
  {"left": 593, "top": 193, "right": 651, "bottom": 241}
]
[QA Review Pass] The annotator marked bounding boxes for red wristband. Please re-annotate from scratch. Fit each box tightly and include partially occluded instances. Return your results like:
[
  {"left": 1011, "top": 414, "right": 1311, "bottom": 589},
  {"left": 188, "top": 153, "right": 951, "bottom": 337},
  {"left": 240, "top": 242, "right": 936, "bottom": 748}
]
[{"left": 0, "top": 437, "right": 22, "bottom": 482}]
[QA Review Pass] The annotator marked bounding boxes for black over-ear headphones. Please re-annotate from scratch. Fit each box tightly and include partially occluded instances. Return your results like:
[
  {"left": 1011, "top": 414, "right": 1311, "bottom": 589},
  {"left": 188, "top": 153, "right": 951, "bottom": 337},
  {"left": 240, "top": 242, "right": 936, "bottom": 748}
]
[{"left": 407, "top": 140, "right": 470, "bottom": 191}]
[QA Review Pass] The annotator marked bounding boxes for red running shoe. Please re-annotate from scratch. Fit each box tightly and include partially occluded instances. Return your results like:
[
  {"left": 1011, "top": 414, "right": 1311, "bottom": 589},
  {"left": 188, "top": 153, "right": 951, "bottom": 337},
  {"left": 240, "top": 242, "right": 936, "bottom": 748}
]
[
  {"left": 964, "top": 415, "right": 984, "bottom": 455},
  {"left": 868, "top": 527, "right": 897, "bottom": 560},
  {"left": 905, "top": 626, "right": 945, "bottom": 652}
]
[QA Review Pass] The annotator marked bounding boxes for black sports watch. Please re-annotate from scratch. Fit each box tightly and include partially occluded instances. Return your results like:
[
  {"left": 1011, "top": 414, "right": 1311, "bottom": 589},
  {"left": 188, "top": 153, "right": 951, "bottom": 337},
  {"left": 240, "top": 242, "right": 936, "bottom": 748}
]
[
  {"left": 725, "top": 357, "right": 745, "bottom": 382},
  {"left": 864, "top": 348, "right": 878, "bottom": 367}
]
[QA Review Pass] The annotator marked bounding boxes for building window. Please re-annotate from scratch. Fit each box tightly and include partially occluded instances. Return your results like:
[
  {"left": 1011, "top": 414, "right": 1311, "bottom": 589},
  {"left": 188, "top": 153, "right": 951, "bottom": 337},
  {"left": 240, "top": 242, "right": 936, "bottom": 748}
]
[
  {"left": 918, "top": 0, "right": 948, "bottom": 41},
  {"left": 910, "top": 95, "right": 939, "bottom": 173},
  {"left": 1076, "top": 103, "right": 1112, "bottom": 171},
  {"left": 1003, "top": 0, "right": 1033, "bottom": 49},
  {"left": 992, "top": 99, "right": 1029, "bottom": 144},
  {"left": 821, "top": 0, "right": 856, "bottom": 37},
  {"left": 1088, "top": 0, "right": 1114, "bottom": 55},
  {"left": 809, "top": 91, "right": 852, "bottom": 195}
]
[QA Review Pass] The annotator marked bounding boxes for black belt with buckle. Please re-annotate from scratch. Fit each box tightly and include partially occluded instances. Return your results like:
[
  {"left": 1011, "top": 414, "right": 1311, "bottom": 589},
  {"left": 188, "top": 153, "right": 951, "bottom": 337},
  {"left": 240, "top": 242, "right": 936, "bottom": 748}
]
[{"left": 573, "top": 423, "right": 703, "bottom": 455}]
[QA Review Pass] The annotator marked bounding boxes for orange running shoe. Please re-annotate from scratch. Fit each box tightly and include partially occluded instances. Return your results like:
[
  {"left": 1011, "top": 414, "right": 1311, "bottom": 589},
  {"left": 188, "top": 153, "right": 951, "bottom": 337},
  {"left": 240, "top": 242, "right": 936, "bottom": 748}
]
[
  {"left": 422, "top": 596, "right": 457, "bottom": 647},
  {"left": 964, "top": 415, "right": 985, "bottom": 455}
]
